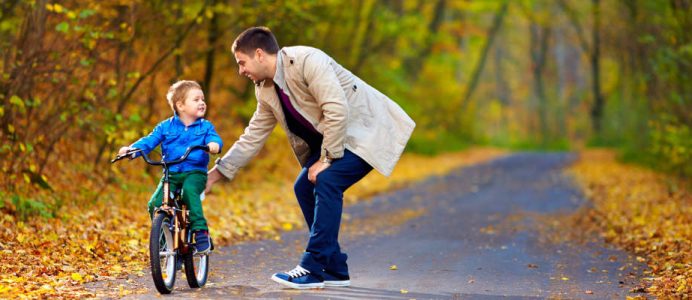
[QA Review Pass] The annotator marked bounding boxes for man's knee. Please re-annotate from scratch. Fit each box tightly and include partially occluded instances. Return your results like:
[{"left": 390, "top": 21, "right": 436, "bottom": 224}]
[
  {"left": 294, "top": 174, "right": 313, "bottom": 198},
  {"left": 314, "top": 173, "right": 341, "bottom": 196}
]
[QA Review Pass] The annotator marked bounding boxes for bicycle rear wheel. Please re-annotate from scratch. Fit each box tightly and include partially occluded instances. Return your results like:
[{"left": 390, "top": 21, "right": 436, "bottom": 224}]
[
  {"left": 184, "top": 245, "right": 209, "bottom": 287},
  {"left": 150, "top": 213, "right": 177, "bottom": 294}
]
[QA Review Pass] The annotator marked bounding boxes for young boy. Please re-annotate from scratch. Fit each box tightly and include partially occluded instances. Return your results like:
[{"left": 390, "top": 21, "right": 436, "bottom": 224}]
[{"left": 118, "top": 80, "right": 222, "bottom": 253}]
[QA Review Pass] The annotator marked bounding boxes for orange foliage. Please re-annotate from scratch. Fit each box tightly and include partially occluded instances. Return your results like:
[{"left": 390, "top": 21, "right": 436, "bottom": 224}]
[
  {"left": 0, "top": 146, "right": 505, "bottom": 297},
  {"left": 569, "top": 150, "right": 691, "bottom": 297}
]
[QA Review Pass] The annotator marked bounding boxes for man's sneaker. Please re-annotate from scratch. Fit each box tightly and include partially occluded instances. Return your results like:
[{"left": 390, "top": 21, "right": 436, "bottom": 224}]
[
  {"left": 271, "top": 265, "right": 324, "bottom": 289},
  {"left": 193, "top": 230, "right": 211, "bottom": 253},
  {"left": 323, "top": 270, "right": 350, "bottom": 287}
]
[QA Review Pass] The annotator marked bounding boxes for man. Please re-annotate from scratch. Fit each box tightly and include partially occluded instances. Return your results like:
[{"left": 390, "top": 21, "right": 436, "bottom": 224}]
[{"left": 205, "top": 27, "right": 415, "bottom": 289}]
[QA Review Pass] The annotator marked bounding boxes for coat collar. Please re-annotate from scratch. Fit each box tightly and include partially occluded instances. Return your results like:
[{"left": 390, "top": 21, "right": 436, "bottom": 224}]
[
  {"left": 170, "top": 113, "right": 202, "bottom": 127},
  {"left": 273, "top": 47, "right": 295, "bottom": 92}
]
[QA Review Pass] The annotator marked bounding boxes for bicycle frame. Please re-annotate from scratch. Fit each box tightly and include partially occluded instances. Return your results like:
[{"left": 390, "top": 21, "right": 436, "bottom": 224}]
[
  {"left": 112, "top": 145, "right": 210, "bottom": 253},
  {"left": 112, "top": 144, "right": 212, "bottom": 293}
]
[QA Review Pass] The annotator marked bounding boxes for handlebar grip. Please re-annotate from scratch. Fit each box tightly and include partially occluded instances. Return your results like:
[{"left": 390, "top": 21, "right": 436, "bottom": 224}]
[{"left": 110, "top": 149, "right": 141, "bottom": 163}]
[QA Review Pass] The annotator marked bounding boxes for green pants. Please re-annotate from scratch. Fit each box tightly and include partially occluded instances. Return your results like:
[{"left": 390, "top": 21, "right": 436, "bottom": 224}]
[{"left": 148, "top": 170, "right": 208, "bottom": 232}]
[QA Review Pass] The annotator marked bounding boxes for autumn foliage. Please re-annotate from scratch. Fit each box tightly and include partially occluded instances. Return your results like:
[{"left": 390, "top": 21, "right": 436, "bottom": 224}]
[
  {"left": 0, "top": 0, "right": 689, "bottom": 298},
  {"left": 569, "top": 150, "right": 691, "bottom": 297},
  {"left": 0, "top": 144, "right": 505, "bottom": 298}
]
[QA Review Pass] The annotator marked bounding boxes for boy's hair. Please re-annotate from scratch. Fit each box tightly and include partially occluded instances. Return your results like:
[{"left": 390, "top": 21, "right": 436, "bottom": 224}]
[
  {"left": 167, "top": 80, "right": 201, "bottom": 113},
  {"left": 231, "top": 26, "right": 279, "bottom": 56}
]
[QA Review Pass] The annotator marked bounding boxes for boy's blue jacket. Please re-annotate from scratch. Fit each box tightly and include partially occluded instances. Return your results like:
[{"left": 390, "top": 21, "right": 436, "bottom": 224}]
[{"left": 131, "top": 115, "right": 223, "bottom": 173}]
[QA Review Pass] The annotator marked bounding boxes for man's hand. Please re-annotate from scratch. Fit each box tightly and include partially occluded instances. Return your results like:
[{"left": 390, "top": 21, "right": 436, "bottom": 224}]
[
  {"left": 308, "top": 160, "right": 330, "bottom": 184},
  {"left": 205, "top": 167, "right": 224, "bottom": 194},
  {"left": 207, "top": 142, "right": 220, "bottom": 154}
]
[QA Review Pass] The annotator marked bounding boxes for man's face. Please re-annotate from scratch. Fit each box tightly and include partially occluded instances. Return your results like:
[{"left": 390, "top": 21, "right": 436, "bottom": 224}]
[{"left": 234, "top": 49, "right": 265, "bottom": 83}]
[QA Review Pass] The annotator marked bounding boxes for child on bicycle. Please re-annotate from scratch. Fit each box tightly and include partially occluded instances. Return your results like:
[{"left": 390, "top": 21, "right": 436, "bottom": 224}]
[{"left": 118, "top": 80, "right": 222, "bottom": 253}]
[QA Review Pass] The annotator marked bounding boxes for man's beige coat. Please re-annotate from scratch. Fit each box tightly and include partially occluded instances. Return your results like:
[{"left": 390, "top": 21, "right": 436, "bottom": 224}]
[{"left": 216, "top": 46, "right": 415, "bottom": 180}]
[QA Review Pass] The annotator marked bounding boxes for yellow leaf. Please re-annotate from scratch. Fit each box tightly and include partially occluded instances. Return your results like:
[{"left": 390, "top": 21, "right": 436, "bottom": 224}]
[
  {"left": 389, "top": 265, "right": 398, "bottom": 270},
  {"left": 561, "top": 277, "right": 569, "bottom": 281},
  {"left": 400, "top": 289, "right": 408, "bottom": 294},
  {"left": 53, "top": 3, "right": 64, "bottom": 13},
  {"left": 71, "top": 273, "right": 83, "bottom": 281},
  {"left": 282, "top": 222, "right": 294, "bottom": 231}
]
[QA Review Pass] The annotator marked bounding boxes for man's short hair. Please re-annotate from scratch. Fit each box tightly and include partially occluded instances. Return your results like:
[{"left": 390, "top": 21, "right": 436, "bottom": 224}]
[{"left": 232, "top": 26, "right": 279, "bottom": 56}]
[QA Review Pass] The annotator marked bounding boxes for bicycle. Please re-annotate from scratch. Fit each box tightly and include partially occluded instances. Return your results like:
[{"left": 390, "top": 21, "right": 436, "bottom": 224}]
[{"left": 111, "top": 145, "right": 213, "bottom": 294}]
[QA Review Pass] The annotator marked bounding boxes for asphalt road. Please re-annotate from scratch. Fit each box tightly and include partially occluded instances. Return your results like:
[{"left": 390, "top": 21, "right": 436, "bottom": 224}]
[{"left": 88, "top": 153, "right": 647, "bottom": 299}]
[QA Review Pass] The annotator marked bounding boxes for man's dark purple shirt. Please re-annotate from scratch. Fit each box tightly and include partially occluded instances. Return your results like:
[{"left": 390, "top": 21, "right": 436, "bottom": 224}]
[{"left": 274, "top": 84, "right": 323, "bottom": 154}]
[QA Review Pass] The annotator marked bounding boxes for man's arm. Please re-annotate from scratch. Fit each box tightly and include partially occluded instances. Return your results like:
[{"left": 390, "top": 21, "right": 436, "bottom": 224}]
[
  {"left": 302, "top": 50, "right": 349, "bottom": 160},
  {"left": 206, "top": 99, "right": 276, "bottom": 192}
]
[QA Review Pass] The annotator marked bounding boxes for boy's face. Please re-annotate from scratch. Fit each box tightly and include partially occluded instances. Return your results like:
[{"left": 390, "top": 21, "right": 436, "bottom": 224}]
[{"left": 176, "top": 88, "right": 206, "bottom": 119}]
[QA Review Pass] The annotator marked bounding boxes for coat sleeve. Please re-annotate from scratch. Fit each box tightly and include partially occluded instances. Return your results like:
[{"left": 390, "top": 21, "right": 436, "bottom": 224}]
[
  {"left": 215, "top": 99, "right": 276, "bottom": 181},
  {"left": 302, "top": 50, "right": 348, "bottom": 159}
]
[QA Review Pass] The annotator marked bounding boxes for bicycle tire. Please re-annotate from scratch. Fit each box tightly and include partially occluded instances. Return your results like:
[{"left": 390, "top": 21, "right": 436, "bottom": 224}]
[
  {"left": 150, "top": 212, "right": 177, "bottom": 294},
  {"left": 184, "top": 243, "right": 210, "bottom": 287}
]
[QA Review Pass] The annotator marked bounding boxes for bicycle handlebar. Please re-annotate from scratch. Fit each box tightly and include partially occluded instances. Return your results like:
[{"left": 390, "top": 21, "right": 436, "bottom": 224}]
[{"left": 110, "top": 145, "right": 210, "bottom": 166}]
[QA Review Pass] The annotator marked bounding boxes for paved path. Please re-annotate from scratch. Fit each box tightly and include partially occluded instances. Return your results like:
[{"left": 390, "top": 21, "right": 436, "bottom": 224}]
[{"left": 88, "top": 153, "right": 647, "bottom": 299}]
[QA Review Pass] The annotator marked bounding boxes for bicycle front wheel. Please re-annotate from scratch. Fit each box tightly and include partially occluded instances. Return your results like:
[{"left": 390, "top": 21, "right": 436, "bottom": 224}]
[
  {"left": 150, "top": 212, "right": 177, "bottom": 294},
  {"left": 184, "top": 248, "right": 209, "bottom": 288}
]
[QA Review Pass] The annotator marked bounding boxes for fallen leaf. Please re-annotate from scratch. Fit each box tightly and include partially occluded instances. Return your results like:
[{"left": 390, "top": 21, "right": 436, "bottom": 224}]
[
  {"left": 400, "top": 289, "right": 408, "bottom": 294},
  {"left": 389, "top": 265, "right": 398, "bottom": 270}
]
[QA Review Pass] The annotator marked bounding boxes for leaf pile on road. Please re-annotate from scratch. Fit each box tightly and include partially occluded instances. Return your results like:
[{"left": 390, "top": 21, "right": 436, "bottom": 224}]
[
  {"left": 568, "top": 149, "right": 691, "bottom": 297},
  {"left": 0, "top": 139, "right": 505, "bottom": 298}
]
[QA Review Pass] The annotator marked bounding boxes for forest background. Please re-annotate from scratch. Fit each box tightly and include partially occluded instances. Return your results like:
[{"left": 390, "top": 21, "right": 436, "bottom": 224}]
[{"left": 0, "top": 0, "right": 689, "bottom": 297}]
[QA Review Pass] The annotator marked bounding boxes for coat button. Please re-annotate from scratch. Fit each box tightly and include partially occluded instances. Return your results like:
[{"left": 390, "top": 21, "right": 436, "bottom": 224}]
[{"left": 290, "top": 60, "right": 294, "bottom": 64}]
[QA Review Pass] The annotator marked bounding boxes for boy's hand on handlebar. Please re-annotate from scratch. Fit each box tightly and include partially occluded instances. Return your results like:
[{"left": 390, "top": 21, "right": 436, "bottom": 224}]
[
  {"left": 207, "top": 142, "right": 220, "bottom": 154},
  {"left": 118, "top": 146, "right": 131, "bottom": 156}
]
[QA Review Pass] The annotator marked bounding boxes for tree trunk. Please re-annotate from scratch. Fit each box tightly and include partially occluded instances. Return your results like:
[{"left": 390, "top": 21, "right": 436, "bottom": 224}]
[
  {"left": 590, "top": 0, "right": 604, "bottom": 135},
  {"left": 203, "top": 0, "right": 219, "bottom": 108},
  {"left": 348, "top": 0, "right": 376, "bottom": 70},
  {"left": 458, "top": 0, "right": 509, "bottom": 112},
  {"left": 530, "top": 22, "right": 552, "bottom": 146},
  {"left": 403, "top": 0, "right": 446, "bottom": 79}
]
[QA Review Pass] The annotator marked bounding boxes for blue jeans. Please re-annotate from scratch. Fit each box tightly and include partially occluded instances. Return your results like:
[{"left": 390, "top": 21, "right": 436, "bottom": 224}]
[{"left": 294, "top": 149, "right": 372, "bottom": 277}]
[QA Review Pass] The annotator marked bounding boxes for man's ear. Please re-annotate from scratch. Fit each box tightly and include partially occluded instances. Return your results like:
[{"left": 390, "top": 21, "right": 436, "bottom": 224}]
[{"left": 255, "top": 48, "right": 263, "bottom": 62}]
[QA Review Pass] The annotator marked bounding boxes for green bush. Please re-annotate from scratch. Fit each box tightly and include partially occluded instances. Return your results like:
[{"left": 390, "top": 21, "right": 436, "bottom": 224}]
[{"left": 11, "top": 194, "right": 55, "bottom": 221}]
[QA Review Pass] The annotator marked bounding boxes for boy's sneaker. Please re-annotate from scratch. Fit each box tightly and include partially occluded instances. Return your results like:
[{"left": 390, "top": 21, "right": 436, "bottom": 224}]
[
  {"left": 323, "top": 270, "right": 350, "bottom": 287},
  {"left": 271, "top": 265, "right": 324, "bottom": 289},
  {"left": 193, "top": 230, "right": 211, "bottom": 254},
  {"left": 175, "top": 257, "right": 183, "bottom": 271}
]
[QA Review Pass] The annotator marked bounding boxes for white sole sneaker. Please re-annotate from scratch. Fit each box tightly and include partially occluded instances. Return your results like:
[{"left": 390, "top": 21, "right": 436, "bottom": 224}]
[
  {"left": 271, "top": 274, "right": 325, "bottom": 289},
  {"left": 324, "top": 280, "right": 351, "bottom": 287}
]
